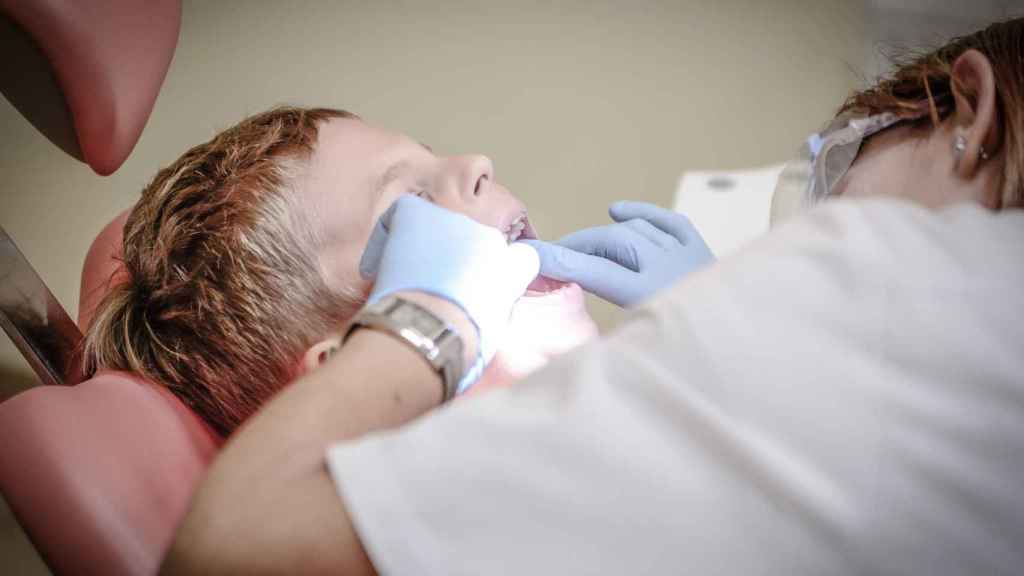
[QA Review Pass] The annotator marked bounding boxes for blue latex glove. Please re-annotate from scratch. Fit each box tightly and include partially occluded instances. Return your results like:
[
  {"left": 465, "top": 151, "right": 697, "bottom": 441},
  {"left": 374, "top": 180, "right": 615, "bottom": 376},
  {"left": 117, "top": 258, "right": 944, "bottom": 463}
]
[
  {"left": 359, "top": 195, "right": 540, "bottom": 393},
  {"left": 523, "top": 201, "right": 714, "bottom": 307}
]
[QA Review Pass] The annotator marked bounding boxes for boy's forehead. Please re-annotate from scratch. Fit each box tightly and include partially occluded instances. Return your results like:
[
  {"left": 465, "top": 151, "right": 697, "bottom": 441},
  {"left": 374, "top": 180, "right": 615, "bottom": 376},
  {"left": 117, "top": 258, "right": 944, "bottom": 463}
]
[
  {"left": 311, "top": 118, "right": 431, "bottom": 185},
  {"left": 298, "top": 117, "right": 420, "bottom": 246},
  {"left": 297, "top": 117, "right": 405, "bottom": 284},
  {"left": 306, "top": 117, "right": 407, "bottom": 199},
  {"left": 308, "top": 117, "right": 432, "bottom": 199},
  {"left": 316, "top": 117, "right": 403, "bottom": 166}
]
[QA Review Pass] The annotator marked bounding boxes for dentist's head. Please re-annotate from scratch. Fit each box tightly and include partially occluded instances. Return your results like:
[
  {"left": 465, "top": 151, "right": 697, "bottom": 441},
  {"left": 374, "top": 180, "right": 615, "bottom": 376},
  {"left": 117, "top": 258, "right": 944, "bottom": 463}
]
[{"left": 832, "top": 18, "right": 1023, "bottom": 210}]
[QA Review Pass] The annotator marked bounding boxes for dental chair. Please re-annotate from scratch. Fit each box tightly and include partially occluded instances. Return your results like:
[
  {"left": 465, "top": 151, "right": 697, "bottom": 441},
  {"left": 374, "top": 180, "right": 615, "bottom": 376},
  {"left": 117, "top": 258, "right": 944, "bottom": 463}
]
[
  {"left": 0, "top": 213, "right": 221, "bottom": 575},
  {"left": 0, "top": 2, "right": 222, "bottom": 575}
]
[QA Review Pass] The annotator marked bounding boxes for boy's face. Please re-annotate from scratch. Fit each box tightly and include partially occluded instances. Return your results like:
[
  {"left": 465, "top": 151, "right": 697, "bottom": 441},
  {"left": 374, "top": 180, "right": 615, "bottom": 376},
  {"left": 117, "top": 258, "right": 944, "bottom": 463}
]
[
  {"left": 299, "top": 117, "right": 535, "bottom": 295},
  {"left": 296, "top": 117, "right": 597, "bottom": 388}
]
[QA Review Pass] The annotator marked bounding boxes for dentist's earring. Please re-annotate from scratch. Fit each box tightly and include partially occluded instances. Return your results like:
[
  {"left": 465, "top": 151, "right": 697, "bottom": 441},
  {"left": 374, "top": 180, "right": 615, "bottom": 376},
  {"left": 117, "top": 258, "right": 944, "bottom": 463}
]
[
  {"left": 953, "top": 133, "right": 966, "bottom": 163},
  {"left": 953, "top": 133, "right": 990, "bottom": 168}
]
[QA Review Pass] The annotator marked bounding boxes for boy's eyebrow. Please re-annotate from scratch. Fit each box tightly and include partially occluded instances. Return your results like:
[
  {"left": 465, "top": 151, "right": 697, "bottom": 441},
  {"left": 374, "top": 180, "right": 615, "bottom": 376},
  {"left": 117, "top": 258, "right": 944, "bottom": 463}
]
[
  {"left": 374, "top": 161, "right": 409, "bottom": 200},
  {"left": 373, "top": 143, "right": 433, "bottom": 199}
]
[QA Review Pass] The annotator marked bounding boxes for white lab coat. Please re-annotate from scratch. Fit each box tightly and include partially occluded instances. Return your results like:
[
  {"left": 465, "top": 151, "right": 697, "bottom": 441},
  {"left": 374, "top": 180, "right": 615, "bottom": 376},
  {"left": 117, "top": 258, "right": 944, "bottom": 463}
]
[{"left": 327, "top": 198, "right": 1024, "bottom": 575}]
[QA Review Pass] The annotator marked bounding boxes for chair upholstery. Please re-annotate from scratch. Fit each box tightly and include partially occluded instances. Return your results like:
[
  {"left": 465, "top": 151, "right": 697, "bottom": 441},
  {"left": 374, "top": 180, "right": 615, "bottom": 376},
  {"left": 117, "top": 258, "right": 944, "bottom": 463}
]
[
  {"left": 0, "top": 3, "right": 204, "bottom": 572},
  {"left": 0, "top": 212, "right": 220, "bottom": 575},
  {"left": 0, "top": 0, "right": 181, "bottom": 175},
  {"left": 78, "top": 210, "right": 130, "bottom": 330},
  {"left": 0, "top": 372, "right": 219, "bottom": 575}
]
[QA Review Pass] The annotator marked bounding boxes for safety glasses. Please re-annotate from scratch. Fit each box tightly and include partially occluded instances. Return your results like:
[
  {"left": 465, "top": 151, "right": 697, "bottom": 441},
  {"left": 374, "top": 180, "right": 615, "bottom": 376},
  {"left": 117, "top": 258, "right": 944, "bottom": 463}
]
[{"left": 770, "top": 112, "right": 910, "bottom": 225}]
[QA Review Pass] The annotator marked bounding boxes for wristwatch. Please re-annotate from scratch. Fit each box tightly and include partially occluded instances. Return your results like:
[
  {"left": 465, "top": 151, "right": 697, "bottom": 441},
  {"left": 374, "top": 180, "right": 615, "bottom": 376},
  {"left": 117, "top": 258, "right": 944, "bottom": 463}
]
[{"left": 343, "top": 295, "right": 465, "bottom": 402}]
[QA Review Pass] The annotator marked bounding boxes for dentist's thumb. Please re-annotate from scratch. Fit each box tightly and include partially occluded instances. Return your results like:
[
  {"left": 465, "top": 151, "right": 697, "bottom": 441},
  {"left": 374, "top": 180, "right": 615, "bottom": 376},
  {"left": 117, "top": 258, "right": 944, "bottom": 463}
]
[{"left": 505, "top": 242, "right": 541, "bottom": 296}]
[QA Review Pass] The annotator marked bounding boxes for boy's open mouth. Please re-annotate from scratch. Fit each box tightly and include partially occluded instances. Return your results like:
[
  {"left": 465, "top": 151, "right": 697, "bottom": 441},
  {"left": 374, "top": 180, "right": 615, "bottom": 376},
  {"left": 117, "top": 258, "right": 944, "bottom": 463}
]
[
  {"left": 502, "top": 215, "right": 561, "bottom": 293},
  {"left": 501, "top": 213, "right": 569, "bottom": 294},
  {"left": 525, "top": 275, "right": 568, "bottom": 294}
]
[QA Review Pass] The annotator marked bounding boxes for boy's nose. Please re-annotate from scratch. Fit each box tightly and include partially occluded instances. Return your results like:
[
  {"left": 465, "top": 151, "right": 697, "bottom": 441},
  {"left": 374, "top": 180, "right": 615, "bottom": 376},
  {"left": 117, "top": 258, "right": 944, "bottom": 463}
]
[
  {"left": 432, "top": 154, "right": 524, "bottom": 230},
  {"left": 449, "top": 154, "right": 494, "bottom": 204}
]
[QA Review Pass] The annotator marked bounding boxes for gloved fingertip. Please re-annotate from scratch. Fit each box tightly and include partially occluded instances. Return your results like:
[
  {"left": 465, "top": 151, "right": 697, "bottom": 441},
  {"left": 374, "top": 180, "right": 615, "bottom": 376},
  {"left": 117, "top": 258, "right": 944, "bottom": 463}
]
[
  {"left": 379, "top": 207, "right": 395, "bottom": 232},
  {"left": 518, "top": 238, "right": 550, "bottom": 257},
  {"left": 519, "top": 239, "right": 568, "bottom": 275},
  {"left": 508, "top": 241, "right": 541, "bottom": 283},
  {"left": 383, "top": 194, "right": 423, "bottom": 229},
  {"left": 357, "top": 258, "right": 374, "bottom": 279},
  {"left": 609, "top": 200, "right": 648, "bottom": 223},
  {"left": 358, "top": 219, "right": 389, "bottom": 279}
]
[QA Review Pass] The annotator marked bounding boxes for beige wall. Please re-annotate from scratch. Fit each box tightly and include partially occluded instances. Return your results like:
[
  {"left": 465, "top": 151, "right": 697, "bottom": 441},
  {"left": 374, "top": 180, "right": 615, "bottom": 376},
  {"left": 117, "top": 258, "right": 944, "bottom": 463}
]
[{"left": 0, "top": 1, "right": 865, "bottom": 571}]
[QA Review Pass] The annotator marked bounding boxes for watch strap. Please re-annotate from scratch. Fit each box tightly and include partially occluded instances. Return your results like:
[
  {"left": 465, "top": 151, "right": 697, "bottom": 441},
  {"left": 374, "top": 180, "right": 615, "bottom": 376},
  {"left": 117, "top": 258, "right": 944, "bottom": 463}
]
[{"left": 343, "top": 296, "right": 465, "bottom": 402}]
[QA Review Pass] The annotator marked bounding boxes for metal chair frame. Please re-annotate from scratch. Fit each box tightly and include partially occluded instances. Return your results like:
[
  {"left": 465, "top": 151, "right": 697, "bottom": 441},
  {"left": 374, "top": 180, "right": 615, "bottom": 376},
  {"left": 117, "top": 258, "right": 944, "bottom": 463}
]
[{"left": 0, "top": 225, "right": 82, "bottom": 386}]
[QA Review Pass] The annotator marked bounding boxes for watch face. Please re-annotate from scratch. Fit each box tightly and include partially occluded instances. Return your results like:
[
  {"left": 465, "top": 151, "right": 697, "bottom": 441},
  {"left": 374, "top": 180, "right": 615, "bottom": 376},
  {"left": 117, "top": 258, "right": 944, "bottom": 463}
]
[
  {"left": 367, "top": 297, "right": 462, "bottom": 400},
  {"left": 394, "top": 303, "right": 444, "bottom": 337}
]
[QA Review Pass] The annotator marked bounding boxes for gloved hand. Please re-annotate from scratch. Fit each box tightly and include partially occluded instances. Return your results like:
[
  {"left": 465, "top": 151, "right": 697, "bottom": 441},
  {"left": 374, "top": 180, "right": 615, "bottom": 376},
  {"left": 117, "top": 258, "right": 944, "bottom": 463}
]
[
  {"left": 359, "top": 195, "right": 540, "bottom": 393},
  {"left": 522, "top": 201, "right": 713, "bottom": 307}
]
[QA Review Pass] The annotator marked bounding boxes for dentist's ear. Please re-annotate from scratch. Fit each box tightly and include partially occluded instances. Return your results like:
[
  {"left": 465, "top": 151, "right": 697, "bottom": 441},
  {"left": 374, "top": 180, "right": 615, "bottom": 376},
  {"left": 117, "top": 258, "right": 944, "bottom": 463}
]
[
  {"left": 302, "top": 335, "right": 343, "bottom": 373},
  {"left": 950, "top": 49, "right": 1001, "bottom": 179}
]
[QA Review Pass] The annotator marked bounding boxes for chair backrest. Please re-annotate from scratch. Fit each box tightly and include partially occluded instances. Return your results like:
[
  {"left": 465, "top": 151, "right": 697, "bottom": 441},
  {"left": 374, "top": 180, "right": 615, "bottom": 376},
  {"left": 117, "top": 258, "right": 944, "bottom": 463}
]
[
  {"left": 0, "top": 212, "right": 220, "bottom": 575},
  {"left": 0, "top": 372, "right": 219, "bottom": 575}
]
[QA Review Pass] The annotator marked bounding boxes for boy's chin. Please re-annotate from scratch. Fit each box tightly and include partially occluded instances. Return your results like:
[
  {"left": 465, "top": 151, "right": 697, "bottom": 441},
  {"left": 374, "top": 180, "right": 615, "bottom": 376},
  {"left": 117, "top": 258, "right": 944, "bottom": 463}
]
[
  {"left": 510, "top": 280, "right": 594, "bottom": 354},
  {"left": 469, "top": 280, "right": 598, "bottom": 395}
]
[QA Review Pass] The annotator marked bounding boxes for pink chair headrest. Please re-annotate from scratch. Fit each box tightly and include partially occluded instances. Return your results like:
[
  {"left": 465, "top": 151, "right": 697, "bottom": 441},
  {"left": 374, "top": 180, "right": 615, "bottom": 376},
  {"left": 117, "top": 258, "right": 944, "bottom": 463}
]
[
  {"left": 78, "top": 209, "right": 131, "bottom": 330},
  {"left": 0, "top": 372, "right": 219, "bottom": 575}
]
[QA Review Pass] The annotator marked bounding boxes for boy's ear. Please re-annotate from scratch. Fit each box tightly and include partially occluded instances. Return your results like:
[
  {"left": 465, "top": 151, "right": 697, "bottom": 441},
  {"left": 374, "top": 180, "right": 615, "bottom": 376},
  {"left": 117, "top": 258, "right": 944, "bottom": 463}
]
[
  {"left": 301, "top": 335, "right": 343, "bottom": 374},
  {"left": 949, "top": 48, "right": 1000, "bottom": 178}
]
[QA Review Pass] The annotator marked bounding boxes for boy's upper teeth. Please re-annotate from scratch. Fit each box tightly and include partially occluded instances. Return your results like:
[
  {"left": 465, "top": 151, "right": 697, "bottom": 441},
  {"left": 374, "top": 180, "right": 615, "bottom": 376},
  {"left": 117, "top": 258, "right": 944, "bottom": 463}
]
[{"left": 504, "top": 216, "right": 526, "bottom": 243}]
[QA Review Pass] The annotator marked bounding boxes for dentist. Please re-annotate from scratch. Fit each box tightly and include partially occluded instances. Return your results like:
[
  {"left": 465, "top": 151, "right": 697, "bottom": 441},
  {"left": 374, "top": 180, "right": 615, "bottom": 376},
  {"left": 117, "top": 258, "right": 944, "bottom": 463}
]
[{"left": 162, "top": 43, "right": 1024, "bottom": 576}]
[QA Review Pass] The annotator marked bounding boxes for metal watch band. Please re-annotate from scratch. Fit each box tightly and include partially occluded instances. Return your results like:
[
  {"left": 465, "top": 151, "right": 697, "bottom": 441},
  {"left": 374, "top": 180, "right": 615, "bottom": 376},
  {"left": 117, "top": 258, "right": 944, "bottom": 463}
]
[{"left": 343, "top": 295, "right": 465, "bottom": 402}]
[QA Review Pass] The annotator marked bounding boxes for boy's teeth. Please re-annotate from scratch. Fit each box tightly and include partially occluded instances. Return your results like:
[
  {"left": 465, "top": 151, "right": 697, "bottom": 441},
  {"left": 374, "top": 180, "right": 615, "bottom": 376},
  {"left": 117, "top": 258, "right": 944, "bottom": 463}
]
[{"left": 504, "top": 215, "right": 528, "bottom": 244}]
